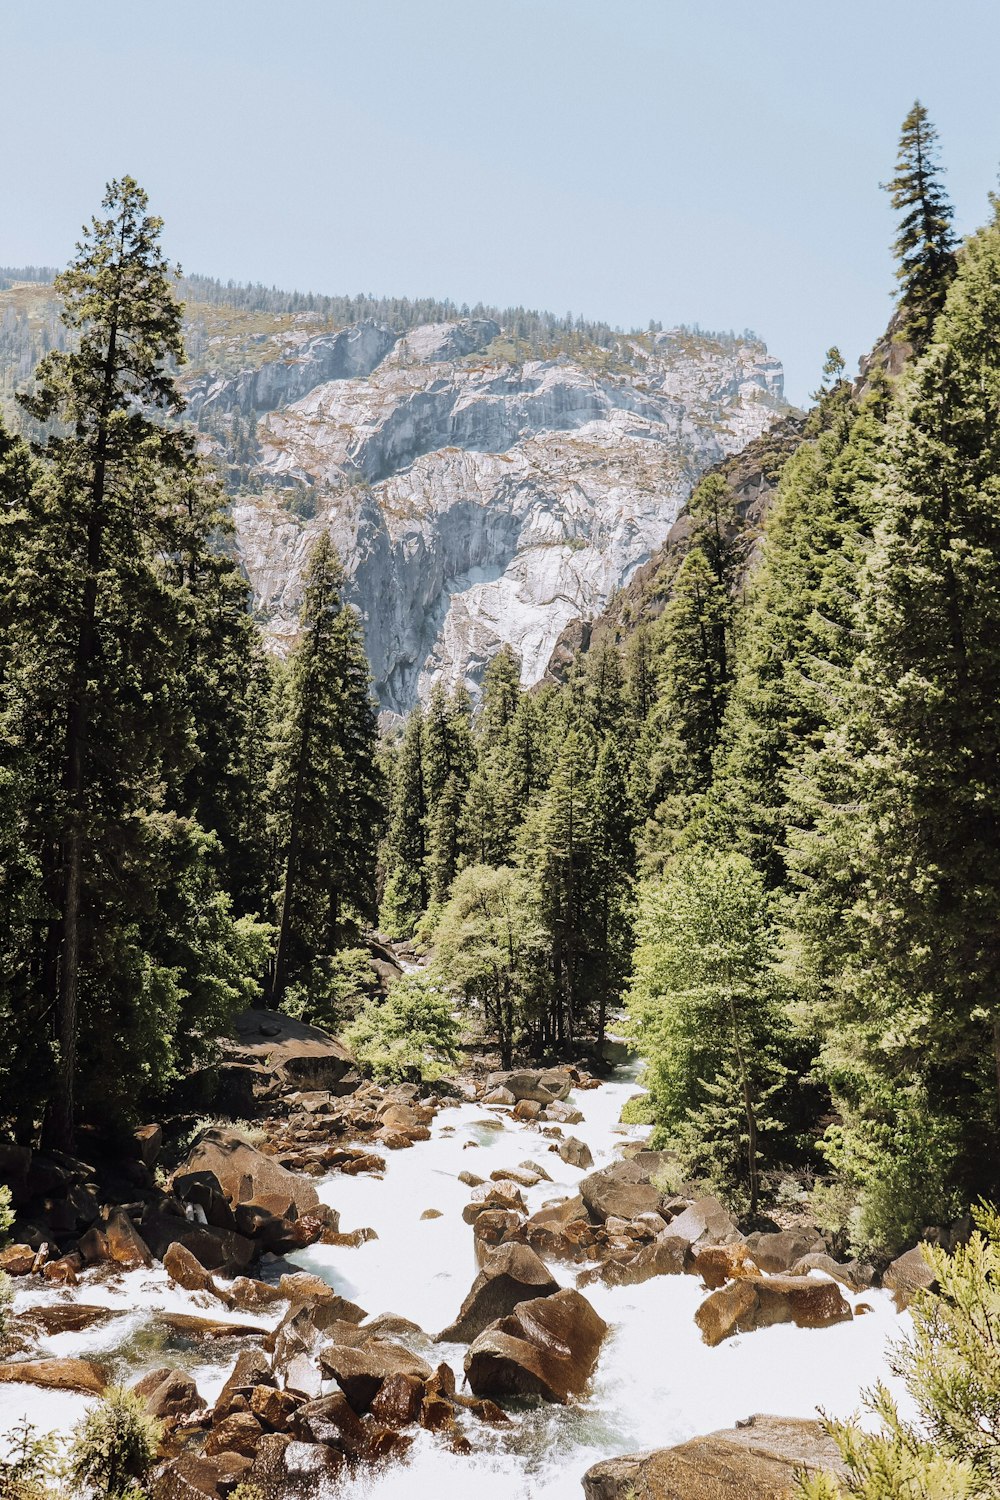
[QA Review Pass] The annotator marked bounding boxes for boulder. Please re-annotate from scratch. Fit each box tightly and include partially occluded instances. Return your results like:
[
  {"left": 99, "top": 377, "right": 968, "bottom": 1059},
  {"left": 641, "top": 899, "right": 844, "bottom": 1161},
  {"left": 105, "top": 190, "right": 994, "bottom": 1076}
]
[
  {"left": 293, "top": 1391, "right": 367, "bottom": 1453},
  {"left": 744, "top": 1227, "right": 826, "bottom": 1273},
  {"left": 437, "top": 1242, "right": 560, "bottom": 1343},
  {"left": 133, "top": 1367, "right": 204, "bottom": 1422},
  {"left": 790, "top": 1253, "right": 874, "bottom": 1294},
  {"left": 558, "top": 1136, "right": 594, "bottom": 1170},
  {"left": 482, "top": 1087, "right": 516, "bottom": 1106},
  {"left": 485, "top": 1068, "right": 573, "bottom": 1105},
  {"left": 581, "top": 1414, "right": 845, "bottom": 1499},
  {"left": 105, "top": 1208, "right": 153, "bottom": 1268},
  {"left": 369, "top": 1371, "right": 425, "bottom": 1426},
  {"left": 140, "top": 1215, "right": 257, "bottom": 1276},
  {"left": 204, "top": 1411, "right": 264, "bottom": 1457},
  {"left": 249, "top": 1382, "right": 303, "bottom": 1432},
  {"left": 225, "top": 1008, "right": 355, "bottom": 1094},
  {"left": 213, "top": 1348, "right": 271, "bottom": 1420},
  {"left": 228, "top": 1276, "right": 286, "bottom": 1310},
  {"left": 882, "top": 1245, "right": 936, "bottom": 1310},
  {"left": 163, "top": 1241, "right": 225, "bottom": 1298},
  {"left": 132, "top": 1123, "right": 164, "bottom": 1166},
  {"left": 472, "top": 1209, "right": 524, "bottom": 1248},
  {"left": 491, "top": 1166, "right": 543, "bottom": 1188},
  {"left": 276, "top": 1272, "right": 362, "bottom": 1311},
  {"left": 695, "top": 1274, "right": 853, "bottom": 1346},
  {"left": 0, "top": 1244, "right": 37, "bottom": 1277},
  {"left": 0, "top": 1358, "right": 107, "bottom": 1394},
  {"left": 319, "top": 1340, "right": 433, "bottom": 1413},
  {"left": 176, "top": 1127, "right": 319, "bottom": 1219},
  {"left": 462, "top": 1180, "right": 526, "bottom": 1223},
  {"left": 544, "top": 1100, "right": 584, "bottom": 1125},
  {"left": 464, "top": 1288, "right": 607, "bottom": 1404},
  {"left": 152, "top": 1453, "right": 240, "bottom": 1500},
  {"left": 579, "top": 1160, "right": 662, "bottom": 1223},
  {"left": 23, "top": 1304, "right": 117, "bottom": 1336},
  {"left": 157, "top": 1312, "right": 264, "bottom": 1342}
]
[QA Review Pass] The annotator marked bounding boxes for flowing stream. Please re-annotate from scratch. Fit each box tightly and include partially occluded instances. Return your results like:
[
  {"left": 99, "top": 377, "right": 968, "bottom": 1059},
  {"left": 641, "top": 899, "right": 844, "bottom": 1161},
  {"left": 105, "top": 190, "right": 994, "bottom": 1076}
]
[{"left": 2, "top": 1057, "right": 910, "bottom": 1494}]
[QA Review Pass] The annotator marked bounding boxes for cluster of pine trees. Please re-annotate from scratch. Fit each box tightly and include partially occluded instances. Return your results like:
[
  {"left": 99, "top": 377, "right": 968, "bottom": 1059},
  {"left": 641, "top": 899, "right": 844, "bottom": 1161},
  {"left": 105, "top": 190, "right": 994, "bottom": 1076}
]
[
  {"left": 380, "top": 102, "right": 1000, "bottom": 1254},
  {"left": 0, "top": 179, "right": 382, "bottom": 1152}
]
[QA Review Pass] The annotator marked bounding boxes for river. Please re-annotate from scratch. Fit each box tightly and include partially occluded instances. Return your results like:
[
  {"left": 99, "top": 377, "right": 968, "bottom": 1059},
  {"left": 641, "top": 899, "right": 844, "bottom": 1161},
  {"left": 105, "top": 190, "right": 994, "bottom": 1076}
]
[{"left": 1, "top": 1056, "right": 909, "bottom": 1494}]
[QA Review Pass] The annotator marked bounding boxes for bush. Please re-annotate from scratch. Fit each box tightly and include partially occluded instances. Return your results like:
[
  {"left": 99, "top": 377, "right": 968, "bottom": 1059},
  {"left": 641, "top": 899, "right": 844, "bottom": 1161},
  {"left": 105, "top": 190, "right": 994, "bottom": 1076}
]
[
  {"left": 68, "top": 1386, "right": 161, "bottom": 1499},
  {"left": 345, "top": 971, "right": 460, "bottom": 1083},
  {"left": 0, "top": 1418, "right": 57, "bottom": 1500},
  {"left": 799, "top": 1204, "right": 1000, "bottom": 1498},
  {"left": 0, "top": 1185, "right": 13, "bottom": 1240}
]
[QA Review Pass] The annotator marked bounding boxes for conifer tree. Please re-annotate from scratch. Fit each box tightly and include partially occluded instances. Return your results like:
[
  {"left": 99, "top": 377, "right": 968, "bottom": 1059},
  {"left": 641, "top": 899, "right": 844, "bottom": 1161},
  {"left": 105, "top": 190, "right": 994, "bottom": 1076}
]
[
  {"left": 269, "top": 533, "right": 382, "bottom": 1004},
  {"left": 379, "top": 708, "right": 427, "bottom": 936},
  {"left": 590, "top": 738, "right": 636, "bottom": 1055},
  {"left": 795, "top": 213, "right": 1000, "bottom": 1247},
  {"left": 423, "top": 684, "right": 474, "bottom": 907},
  {"left": 882, "top": 101, "right": 957, "bottom": 348}
]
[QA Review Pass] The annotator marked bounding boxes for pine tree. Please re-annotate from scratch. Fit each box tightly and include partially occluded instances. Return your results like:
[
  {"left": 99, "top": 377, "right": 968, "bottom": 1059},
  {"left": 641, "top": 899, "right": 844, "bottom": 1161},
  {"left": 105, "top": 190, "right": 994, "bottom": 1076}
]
[
  {"left": 590, "top": 738, "right": 636, "bottom": 1055},
  {"left": 882, "top": 101, "right": 957, "bottom": 349},
  {"left": 794, "top": 213, "right": 1000, "bottom": 1247},
  {"left": 423, "top": 684, "right": 474, "bottom": 907},
  {"left": 379, "top": 708, "right": 427, "bottom": 937},
  {"left": 269, "top": 533, "right": 383, "bottom": 1005}
]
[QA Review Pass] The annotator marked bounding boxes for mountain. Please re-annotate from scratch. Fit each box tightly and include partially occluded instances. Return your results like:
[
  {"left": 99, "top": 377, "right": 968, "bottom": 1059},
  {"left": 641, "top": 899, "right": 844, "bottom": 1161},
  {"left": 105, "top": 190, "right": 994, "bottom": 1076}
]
[{"left": 0, "top": 272, "right": 788, "bottom": 712}]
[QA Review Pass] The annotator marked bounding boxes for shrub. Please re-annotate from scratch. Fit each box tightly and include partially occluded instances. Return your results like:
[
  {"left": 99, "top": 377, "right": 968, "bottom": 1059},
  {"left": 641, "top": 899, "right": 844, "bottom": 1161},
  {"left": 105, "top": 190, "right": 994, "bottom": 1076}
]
[
  {"left": 0, "top": 1418, "right": 58, "bottom": 1500},
  {"left": 281, "top": 947, "right": 379, "bottom": 1032},
  {"left": 345, "top": 971, "right": 460, "bottom": 1083},
  {"left": 67, "top": 1386, "right": 161, "bottom": 1499},
  {"left": 0, "top": 1185, "right": 13, "bottom": 1240},
  {"left": 799, "top": 1204, "right": 1000, "bottom": 1498}
]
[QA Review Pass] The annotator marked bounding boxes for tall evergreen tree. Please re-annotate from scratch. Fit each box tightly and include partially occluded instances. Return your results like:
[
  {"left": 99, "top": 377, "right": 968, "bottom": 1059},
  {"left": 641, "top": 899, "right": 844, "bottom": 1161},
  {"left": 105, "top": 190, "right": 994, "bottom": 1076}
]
[
  {"left": 269, "top": 533, "right": 383, "bottom": 1004},
  {"left": 379, "top": 707, "right": 427, "bottom": 937},
  {"left": 590, "top": 737, "right": 636, "bottom": 1055},
  {"left": 882, "top": 101, "right": 957, "bottom": 348}
]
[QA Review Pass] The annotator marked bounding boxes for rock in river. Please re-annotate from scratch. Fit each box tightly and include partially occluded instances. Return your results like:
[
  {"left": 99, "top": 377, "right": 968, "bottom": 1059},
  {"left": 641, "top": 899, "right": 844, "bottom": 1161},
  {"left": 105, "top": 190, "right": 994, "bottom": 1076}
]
[
  {"left": 436, "top": 1242, "right": 560, "bottom": 1343},
  {"left": 465, "top": 1288, "right": 607, "bottom": 1404}
]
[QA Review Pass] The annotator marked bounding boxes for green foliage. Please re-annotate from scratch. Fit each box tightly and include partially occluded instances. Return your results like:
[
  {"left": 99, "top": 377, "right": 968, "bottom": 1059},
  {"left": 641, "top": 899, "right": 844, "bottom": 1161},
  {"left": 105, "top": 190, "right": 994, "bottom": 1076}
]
[
  {"left": 282, "top": 946, "right": 379, "bottom": 1032},
  {"left": 68, "top": 1386, "right": 160, "bottom": 1499},
  {"left": 345, "top": 971, "right": 461, "bottom": 1082},
  {"left": 800, "top": 1207, "right": 1000, "bottom": 1499},
  {"left": 0, "top": 1418, "right": 58, "bottom": 1500},
  {"left": 627, "top": 847, "right": 791, "bottom": 1213},
  {"left": 0, "top": 1185, "right": 12, "bottom": 1240},
  {"left": 882, "top": 101, "right": 957, "bottom": 348},
  {"left": 434, "top": 863, "right": 544, "bottom": 1067},
  {"left": 269, "top": 532, "right": 383, "bottom": 1002}
]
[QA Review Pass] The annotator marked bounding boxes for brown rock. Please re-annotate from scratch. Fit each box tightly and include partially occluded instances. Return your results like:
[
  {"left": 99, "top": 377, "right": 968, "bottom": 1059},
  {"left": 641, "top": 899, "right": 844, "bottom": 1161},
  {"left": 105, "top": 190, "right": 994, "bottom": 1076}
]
[
  {"left": 319, "top": 1340, "right": 433, "bottom": 1413},
  {"left": 163, "top": 1241, "right": 225, "bottom": 1298},
  {"left": 132, "top": 1123, "right": 164, "bottom": 1166},
  {"left": 204, "top": 1411, "right": 264, "bottom": 1457},
  {"left": 77, "top": 1227, "right": 110, "bottom": 1265},
  {"left": 212, "top": 1348, "right": 271, "bottom": 1420},
  {"left": 558, "top": 1136, "right": 594, "bottom": 1170},
  {"left": 485, "top": 1068, "right": 572, "bottom": 1105},
  {"left": 695, "top": 1274, "right": 853, "bottom": 1347},
  {"left": 789, "top": 1253, "right": 874, "bottom": 1295},
  {"left": 472, "top": 1209, "right": 524, "bottom": 1248},
  {"left": 24, "top": 1303, "right": 117, "bottom": 1336},
  {"left": 249, "top": 1382, "right": 303, "bottom": 1432},
  {"left": 104, "top": 1208, "right": 153, "bottom": 1268},
  {"left": 227, "top": 1275, "right": 286, "bottom": 1310},
  {"left": 437, "top": 1241, "right": 560, "bottom": 1343},
  {"left": 369, "top": 1371, "right": 425, "bottom": 1426},
  {"left": 158, "top": 1312, "right": 264, "bottom": 1342},
  {"left": 692, "top": 1241, "right": 756, "bottom": 1289},
  {"left": 421, "top": 1208, "right": 443, "bottom": 1220},
  {"left": 465, "top": 1288, "right": 607, "bottom": 1404},
  {"left": 744, "top": 1227, "right": 826, "bottom": 1274},
  {"left": 152, "top": 1453, "right": 237, "bottom": 1499},
  {"left": 133, "top": 1367, "right": 203, "bottom": 1422},
  {"left": 513, "top": 1099, "right": 542, "bottom": 1121},
  {"left": 178, "top": 1127, "right": 319, "bottom": 1220},
  {"left": 882, "top": 1245, "right": 936, "bottom": 1310},
  {"left": 293, "top": 1391, "right": 368, "bottom": 1453},
  {"left": 276, "top": 1271, "right": 357, "bottom": 1307},
  {"left": 41, "top": 1253, "right": 81, "bottom": 1284},
  {"left": 458, "top": 1170, "right": 485, "bottom": 1187},
  {"left": 0, "top": 1358, "right": 107, "bottom": 1394},
  {"left": 581, "top": 1414, "right": 845, "bottom": 1499},
  {"left": 579, "top": 1160, "right": 663, "bottom": 1223},
  {"left": 0, "top": 1245, "right": 36, "bottom": 1277}
]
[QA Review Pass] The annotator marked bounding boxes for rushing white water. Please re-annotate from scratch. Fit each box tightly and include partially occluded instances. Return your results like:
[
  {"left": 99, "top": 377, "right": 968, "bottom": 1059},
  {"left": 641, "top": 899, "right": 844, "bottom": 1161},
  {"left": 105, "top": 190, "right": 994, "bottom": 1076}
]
[
  {"left": 0, "top": 1059, "right": 911, "bottom": 1493},
  {"left": 290, "top": 1060, "right": 912, "bottom": 1498}
]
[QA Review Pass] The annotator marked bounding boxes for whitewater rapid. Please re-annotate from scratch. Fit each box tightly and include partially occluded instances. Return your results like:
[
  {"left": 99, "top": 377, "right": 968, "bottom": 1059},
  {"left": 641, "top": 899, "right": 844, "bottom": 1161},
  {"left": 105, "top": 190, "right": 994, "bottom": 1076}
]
[{"left": 0, "top": 1059, "right": 911, "bottom": 1493}]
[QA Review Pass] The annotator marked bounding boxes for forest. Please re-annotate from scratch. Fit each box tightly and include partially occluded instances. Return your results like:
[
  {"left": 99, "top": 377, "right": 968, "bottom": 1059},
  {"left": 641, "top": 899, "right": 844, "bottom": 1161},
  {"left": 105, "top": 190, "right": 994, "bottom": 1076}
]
[{"left": 3, "top": 99, "right": 1000, "bottom": 1495}]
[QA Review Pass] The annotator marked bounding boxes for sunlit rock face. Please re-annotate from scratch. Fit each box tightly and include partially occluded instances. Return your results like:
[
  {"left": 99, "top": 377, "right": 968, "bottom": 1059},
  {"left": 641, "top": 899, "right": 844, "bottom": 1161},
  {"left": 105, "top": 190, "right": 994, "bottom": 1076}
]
[{"left": 200, "top": 318, "right": 785, "bottom": 714}]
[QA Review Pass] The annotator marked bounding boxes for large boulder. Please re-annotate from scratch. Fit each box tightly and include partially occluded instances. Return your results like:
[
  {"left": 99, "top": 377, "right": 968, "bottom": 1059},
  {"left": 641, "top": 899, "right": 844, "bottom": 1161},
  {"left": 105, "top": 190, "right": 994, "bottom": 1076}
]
[
  {"left": 319, "top": 1340, "right": 432, "bottom": 1413},
  {"left": 695, "top": 1274, "right": 853, "bottom": 1347},
  {"left": 436, "top": 1242, "right": 560, "bottom": 1343},
  {"left": 464, "top": 1288, "right": 606, "bottom": 1404},
  {"left": 226, "top": 1008, "right": 355, "bottom": 1093},
  {"left": 485, "top": 1069, "right": 573, "bottom": 1105},
  {"left": 579, "top": 1160, "right": 663, "bottom": 1223},
  {"left": 176, "top": 1127, "right": 319, "bottom": 1220},
  {"left": 133, "top": 1367, "right": 204, "bottom": 1422},
  {"left": 581, "top": 1414, "right": 845, "bottom": 1499}
]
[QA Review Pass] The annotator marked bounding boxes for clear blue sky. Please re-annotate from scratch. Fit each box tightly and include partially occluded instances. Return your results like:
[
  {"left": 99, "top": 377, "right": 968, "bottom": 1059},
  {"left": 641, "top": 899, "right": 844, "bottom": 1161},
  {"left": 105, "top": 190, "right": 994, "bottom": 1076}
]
[{"left": 3, "top": 0, "right": 1000, "bottom": 404}]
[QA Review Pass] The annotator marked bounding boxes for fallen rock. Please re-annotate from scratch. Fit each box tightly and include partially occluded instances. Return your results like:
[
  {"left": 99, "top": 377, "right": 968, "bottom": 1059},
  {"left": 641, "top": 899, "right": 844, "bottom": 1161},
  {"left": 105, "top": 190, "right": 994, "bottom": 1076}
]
[
  {"left": 213, "top": 1348, "right": 271, "bottom": 1420},
  {"left": 465, "top": 1288, "right": 607, "bottom": 1404},
  {"left": 163, "top": 1241, "right": 226, "bottom": 1299},
  {"left": 105, "top": 1208, "right": 153, "bottom": 1268},
  {"left": 152, "top": 1453, "right": 245, "bottom": 1500},
  {"left": 472, "top": 1209, "right": 525, "bottom": 1248},
  {"left": 158, "top": 1312, "right": 265, "bottom": 1342},
  {"left": 293, "top": 1390, "right": 367, "bottom": 1452},
  {"left": 462, "top": 1181, "right": 527, "bottom": 1223},
  {"left": 22, "top": 1304, "right": 117, "bottom": 1336},
  {"left": 249, "top": 1382, "right": 303, "bottom": 1432},
  {"left": 491, "top": 1166, "right": 542, "bottom": 1188},
  {"left": 227, "top": 1275, "right": 286, "bottom": 1310},
  {"left": 226, "top": 1007, "right": 356, "bottom": 1093},
  {"left": 277, "top": 1272, "right": 364, "bottom": 1311},
  {"left": 579, "top": 1160, "right": 663, "bottom": 1223},
  {"left": 0, "top": 1245, "right": 36, "bottom": 1277},
  {"left": 319, "top": 1340, "right": 433, "bottom": 1413},
  {"left": 485, "top": 1069, "right": 573, "bottom": 1105},
  {"left": 0, "top": 1358, "right": 107, "bottom": 1394},
  {"left": 177, "top": 1126, "right": 319, "bottom": 1220},
  {"left": 544, "top": 1100, "right": 584, "bottom": 1125},
  {"left": 695, "top": 1274, "right": 853, "bottom": 1346},
  {"left": 558, "top": 1136, "right": 594, "bottom": 1170},
  {"left": 789, "top": 1253, "right": 874, "bottom": 1295},
  {"left": 133, "top": 1367, "right": 203, "bottom": 1422},
  {"left": 369, "top": 1370, "right": 425, "bottom": 1426},
  {"left": 882, "top": 1245, "right": 936, "bottom": 1310},
  {"left": 204, "top": 1410, "right": 265, "bottom": 1457},
  {"left": 437, "top": 1242, "right": 560, "bottom": 1343},
  {"left": 581, "top": 1414, "right": 846, "bottom": 1499},
  {"left": 744, "top": 1227, "right": 826, "bottom": 1274}
]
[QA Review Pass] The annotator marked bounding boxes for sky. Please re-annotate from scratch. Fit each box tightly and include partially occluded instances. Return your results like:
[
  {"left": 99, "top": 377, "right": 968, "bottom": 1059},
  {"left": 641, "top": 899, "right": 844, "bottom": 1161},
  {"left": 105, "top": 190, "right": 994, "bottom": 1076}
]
[{"left": 2, "top": 0, "right": 1000, "bottom": 405}]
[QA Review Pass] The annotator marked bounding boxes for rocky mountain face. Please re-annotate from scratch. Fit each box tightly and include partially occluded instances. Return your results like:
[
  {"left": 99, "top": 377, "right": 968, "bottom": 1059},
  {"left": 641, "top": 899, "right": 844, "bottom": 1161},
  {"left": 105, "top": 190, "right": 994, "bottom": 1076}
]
[
  {"left": 0, "top": 275, "right": 787, "bottom": 714},
  {"left": 197, "top": 316, "right": 786, "bottom": 713}
]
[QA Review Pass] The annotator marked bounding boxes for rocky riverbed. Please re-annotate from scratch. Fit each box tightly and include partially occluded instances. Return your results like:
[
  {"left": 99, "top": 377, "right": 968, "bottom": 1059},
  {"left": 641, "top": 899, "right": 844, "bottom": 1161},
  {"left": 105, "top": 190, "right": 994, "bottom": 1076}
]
[{"left": 0, "top": 1013, "right": 918, "bottom": 1498}]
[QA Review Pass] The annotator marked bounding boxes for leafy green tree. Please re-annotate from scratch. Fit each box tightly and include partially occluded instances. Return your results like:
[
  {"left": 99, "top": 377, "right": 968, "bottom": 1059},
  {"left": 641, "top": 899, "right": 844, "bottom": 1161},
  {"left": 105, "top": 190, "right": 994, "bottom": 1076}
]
[
  {"left": 627, "top": 848, "right": 789, "bottom": 1214},
  {"left": 434, "top": 863, "right": 544, "bottom": 1066},
  {"left": 800, "top": 1208, "right": 1000, "bottom": 1499},
  {"left": 882, "top": 101, "right": 957, "bottom": 349},
  {"left": 345, "top": 971, "right": 460, "bottom": 1082},
  {"left": 269, "top": 532, "right": 383, "bottom": 1003}
]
